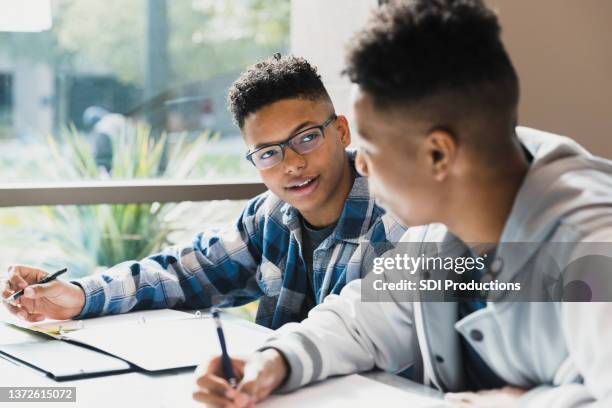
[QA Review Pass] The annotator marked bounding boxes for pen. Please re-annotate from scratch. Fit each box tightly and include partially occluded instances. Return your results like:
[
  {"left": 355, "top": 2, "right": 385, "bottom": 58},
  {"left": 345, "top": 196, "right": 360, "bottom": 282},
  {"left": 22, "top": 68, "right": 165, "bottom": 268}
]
[
  {"left": 4, "top": 268, "right": 68, "bottom": 304},
  {"left": 211, "top": 308, "right": 237, "bottom": 388}
]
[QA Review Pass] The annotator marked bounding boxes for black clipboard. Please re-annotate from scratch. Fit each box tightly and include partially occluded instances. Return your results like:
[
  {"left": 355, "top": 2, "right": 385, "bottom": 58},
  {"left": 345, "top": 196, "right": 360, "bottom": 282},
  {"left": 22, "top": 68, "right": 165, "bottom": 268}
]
[{"left": 0, "top": 340, "right": 133, "bottom": 381}]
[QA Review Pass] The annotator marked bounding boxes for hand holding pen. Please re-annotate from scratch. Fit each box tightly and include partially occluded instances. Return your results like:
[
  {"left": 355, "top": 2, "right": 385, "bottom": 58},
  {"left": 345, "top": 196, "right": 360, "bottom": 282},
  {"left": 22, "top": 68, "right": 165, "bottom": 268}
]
[
  {"left": 1, "top": 265, "right": 85, "bottom": 322},
  {"left": 193, "top": 309, "right": 289, "bottom": 407}
]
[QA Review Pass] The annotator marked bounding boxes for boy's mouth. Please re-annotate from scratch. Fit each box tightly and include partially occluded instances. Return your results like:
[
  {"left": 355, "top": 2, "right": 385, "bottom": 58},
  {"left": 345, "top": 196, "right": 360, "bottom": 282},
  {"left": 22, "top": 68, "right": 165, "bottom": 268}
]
[{"left": 285, "top": 176, "right": 320, "bottom": 196}]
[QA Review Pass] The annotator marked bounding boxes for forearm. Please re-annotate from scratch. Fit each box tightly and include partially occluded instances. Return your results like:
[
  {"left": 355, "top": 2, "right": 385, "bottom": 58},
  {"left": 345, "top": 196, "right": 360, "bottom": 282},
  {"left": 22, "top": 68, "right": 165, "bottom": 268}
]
[
  {"left": 74, "top": 244, "right": 261, "bottom": 318},
  {"left": 73, "top": 258, "right": 188, "bottom": 318},
  {"left": 262, "top": 279, "right": 417, "bottom": 392}
]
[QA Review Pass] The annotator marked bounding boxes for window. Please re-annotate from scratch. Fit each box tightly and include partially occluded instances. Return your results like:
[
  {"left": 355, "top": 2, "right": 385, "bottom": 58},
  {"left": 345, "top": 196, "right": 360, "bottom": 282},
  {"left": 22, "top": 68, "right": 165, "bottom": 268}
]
[
  {"left": 0, "top": 0, "right": 290, "bottom": 183},
  {"left": 0, "top": 0, "right": 284, "bottom": 297},
  {"left": 0, "top": 200, "right": 247, "bottom": 278}
]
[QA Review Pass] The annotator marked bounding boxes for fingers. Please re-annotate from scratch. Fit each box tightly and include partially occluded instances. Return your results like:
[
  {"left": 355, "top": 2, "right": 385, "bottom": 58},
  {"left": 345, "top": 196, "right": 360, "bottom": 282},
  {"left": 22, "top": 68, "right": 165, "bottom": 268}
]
[
  {"left": 4, "top": 302, "right": 21, "bottom": 316},
  {"left": 5, "top": 265, "right": 48, "bottom": 298},
  {"left": 6, "top": 272, "right": 28, "bottom": 293},
  {"left": 196, "top": 372, "right": 237, "bottom": 399},
  {"left": 445, "top": 386, "right": 526, "bottom": 407},
  {"left": 445, "top": 391, "right": 479, "bottom": 406},
  {"left": 3, "top": 301, "right": 45, "bottom": 322},
  {"left": 194, "top": 356, "right": 252, "bottom": 408},
  {"left": 2, "top": 287, "right": 14, "bottom": 300},
  {"left": 12, "top": 281, "right": 62, "bottom": 315},
  {"left": 14, "top": 295, "right": 38, "bottom": 315},
  {"left": 192, "top": 389, "right": 234, "bottom": 408},
  {"left": 20, "top": 311, "right": 46, "bottom": 323},
  {"left": 193, "top": 372, "right": 251, "bottom": 408},
  {"left": 7, "top": 265, "right": 47, "bottom": 286}
]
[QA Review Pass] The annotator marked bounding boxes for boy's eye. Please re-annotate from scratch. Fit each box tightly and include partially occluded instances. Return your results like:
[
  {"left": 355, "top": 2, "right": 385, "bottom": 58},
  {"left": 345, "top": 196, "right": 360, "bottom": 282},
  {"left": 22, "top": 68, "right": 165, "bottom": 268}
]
[
  {"left": 260, "top": 149, "right": 278, "bottom": 160},
  {"left": 300, "top": 133, "right": 316, "bottom": 143}
]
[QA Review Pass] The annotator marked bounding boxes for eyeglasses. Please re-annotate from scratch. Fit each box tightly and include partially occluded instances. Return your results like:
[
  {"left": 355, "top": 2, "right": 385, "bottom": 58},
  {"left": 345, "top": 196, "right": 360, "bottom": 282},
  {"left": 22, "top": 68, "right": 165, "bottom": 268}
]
[{"left": 246, "top": 114, "right": 337, "bottom": 170}]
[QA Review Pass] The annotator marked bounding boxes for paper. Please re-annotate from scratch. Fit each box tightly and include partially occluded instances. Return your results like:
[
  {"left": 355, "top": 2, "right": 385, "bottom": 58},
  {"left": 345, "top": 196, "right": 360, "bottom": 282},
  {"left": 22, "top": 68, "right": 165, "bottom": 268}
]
[
  {"left": 63, "top": 316, "right": 272, "bottom": 371},
  {"left": 262, "top": 374, "right": 448, "bottom": 408},
  {"left": 0, "top": 307, "right": 194, "bottom": 338},
  {"left": 0, "top": 321, "right": 46, "bottom": 346},
  {"left": 1, "top": 307, "right": 269, "bottom": 372}
]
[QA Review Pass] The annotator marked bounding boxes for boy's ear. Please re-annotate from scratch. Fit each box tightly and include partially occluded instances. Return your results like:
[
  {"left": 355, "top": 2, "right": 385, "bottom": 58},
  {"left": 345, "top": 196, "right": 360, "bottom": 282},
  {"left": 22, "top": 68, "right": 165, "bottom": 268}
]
[{"left": 336, "top": 115, "right": 351, "bottom": 147}]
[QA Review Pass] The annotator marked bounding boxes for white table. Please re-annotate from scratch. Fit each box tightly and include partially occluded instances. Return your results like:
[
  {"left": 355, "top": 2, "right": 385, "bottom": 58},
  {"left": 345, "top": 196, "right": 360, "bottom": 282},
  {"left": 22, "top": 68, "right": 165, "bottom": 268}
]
[{"left": 0, "top": 313, "right": 444, "bottom": 408}]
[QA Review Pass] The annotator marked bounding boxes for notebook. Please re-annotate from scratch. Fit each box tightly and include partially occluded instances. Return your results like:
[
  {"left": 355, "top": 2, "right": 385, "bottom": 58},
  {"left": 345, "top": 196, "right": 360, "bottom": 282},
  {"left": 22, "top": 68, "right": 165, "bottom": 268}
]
[
  {"left": 0, "top": 340, "right": 132, "bottom": 381},
  {"left": 1, "top": 309, "right": 272, "bottom": 373}
]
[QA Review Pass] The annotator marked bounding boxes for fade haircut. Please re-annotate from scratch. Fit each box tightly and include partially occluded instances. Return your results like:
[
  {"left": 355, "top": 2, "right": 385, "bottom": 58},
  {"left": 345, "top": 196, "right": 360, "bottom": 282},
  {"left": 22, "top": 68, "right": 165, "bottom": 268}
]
[
  {"left": 228, "top": 55, "right": 332, "bottom": 129},
  {"left": 346, "top": 0, "right": 520, "bottom": 143}
]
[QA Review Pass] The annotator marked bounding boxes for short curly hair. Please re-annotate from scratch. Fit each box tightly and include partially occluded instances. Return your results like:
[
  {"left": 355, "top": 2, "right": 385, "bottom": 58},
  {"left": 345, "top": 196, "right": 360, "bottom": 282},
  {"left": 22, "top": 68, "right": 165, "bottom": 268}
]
[
  {"left": 345, "top": 0, "right": 519, "bottom": 115},
  {"left": 228, "top": 55, "right": 331, "bottom": 129}
]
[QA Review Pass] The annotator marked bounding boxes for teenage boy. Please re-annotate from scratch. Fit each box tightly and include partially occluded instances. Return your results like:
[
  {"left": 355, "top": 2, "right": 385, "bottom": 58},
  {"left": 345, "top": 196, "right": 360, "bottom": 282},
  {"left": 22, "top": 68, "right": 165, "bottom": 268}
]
[
  {"left": 193, "top": 1, "right": 612, "bottom": 407},
  {"left": 2, "top": 56, "right": 404, "bottom": 330}
]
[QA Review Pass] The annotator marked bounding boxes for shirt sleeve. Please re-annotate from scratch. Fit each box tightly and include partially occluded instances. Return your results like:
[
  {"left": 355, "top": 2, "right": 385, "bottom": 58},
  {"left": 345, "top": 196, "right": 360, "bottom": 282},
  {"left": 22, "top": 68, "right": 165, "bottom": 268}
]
[
  {"left": 73, "top": 194, "right": 268, "bottom": 318},
  {"left": 520, "top": 302, "right": 612, "bottom": 408},
  {"left": 261, "top": 278, "right": 419, "bottom": 393}
]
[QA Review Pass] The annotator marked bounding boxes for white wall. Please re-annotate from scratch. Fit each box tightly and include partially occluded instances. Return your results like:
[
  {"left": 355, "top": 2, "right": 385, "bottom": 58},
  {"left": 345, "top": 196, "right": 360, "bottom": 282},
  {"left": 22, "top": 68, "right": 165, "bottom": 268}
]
[
  {"left": 290, "top": 0, "right": 378, "bottom": 119},
  {"left": 489, "top": 1, "right": 612, "bottom": 157}
]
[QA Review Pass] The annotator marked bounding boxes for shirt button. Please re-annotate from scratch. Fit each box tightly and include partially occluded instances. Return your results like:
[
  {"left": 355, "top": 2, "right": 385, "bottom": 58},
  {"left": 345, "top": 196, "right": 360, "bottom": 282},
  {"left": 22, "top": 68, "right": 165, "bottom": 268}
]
[
  {"left": 490, "top": 257, "right": 504, "bottom": 274},
  {"left": 435, "top": 355, "right": 444, "bottom": 363},
  {"left": 470, "top": 329, "right": 484, "bottom": 342}
]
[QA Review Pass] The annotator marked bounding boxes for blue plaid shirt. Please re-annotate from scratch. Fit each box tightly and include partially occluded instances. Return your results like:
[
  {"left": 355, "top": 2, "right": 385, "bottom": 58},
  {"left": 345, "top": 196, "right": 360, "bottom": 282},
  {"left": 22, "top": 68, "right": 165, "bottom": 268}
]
[{"left": 74, "top": 153, "right": 406, "bottom": 329}]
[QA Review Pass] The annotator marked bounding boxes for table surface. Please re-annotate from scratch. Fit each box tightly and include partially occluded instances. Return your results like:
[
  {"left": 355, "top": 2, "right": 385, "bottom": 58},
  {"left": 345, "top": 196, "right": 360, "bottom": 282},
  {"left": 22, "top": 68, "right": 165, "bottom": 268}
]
[{"left": 0, "top": 311, "right": 444, "bottom": 408}]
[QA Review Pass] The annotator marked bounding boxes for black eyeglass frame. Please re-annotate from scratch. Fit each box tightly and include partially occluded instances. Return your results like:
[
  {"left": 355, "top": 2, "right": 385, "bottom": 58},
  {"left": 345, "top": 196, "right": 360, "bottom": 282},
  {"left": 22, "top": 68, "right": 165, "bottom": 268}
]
[{"left": 245, "top": 113, "right": 338, "bottom": 169}]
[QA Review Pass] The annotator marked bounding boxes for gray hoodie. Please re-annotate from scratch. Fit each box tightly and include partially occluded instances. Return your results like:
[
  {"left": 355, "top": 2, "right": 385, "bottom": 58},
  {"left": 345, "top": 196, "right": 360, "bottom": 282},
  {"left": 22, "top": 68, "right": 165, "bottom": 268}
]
[{"left": 264, "top": 127, "right": 612, "bottom": 407}]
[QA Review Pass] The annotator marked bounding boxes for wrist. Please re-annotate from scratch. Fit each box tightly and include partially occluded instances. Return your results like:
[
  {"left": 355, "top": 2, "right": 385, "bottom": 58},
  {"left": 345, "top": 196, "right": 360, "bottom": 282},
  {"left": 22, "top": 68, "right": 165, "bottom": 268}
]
[{"left": 69, "top": 282, "right": 86, "bottom": 317}]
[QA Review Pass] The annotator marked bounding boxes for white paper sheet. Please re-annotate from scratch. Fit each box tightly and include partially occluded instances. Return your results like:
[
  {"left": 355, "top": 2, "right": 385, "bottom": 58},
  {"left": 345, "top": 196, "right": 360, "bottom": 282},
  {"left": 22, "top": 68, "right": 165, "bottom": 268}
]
[
  {"left": 0, "top": 307, "right": 195, "bottom": 337},
  {"left": 64, "top": 316, "right": 272, "bottom": 371}
]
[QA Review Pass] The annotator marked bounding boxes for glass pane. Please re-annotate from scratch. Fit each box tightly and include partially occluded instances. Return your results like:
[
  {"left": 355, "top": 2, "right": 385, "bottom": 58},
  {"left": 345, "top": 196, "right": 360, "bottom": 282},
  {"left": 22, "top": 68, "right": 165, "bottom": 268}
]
[
  {"left": 0, "top": 200, "right": 247, "bottom": 277},
  {"left": 0, "top": 0, "right": 290, "bottom": 183}
]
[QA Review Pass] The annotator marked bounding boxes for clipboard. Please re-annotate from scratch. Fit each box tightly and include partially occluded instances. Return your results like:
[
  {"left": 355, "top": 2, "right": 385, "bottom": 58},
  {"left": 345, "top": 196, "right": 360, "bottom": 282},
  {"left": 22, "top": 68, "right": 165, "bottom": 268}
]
[
  {"left": 0, "top": 340, "right": 132, "bottom": 381},
  {"left": 1, "top": 309, "right": 272, "bottom": 375},
  {"left": 60, "top": 312, "right": 272, "bottom": 372}
]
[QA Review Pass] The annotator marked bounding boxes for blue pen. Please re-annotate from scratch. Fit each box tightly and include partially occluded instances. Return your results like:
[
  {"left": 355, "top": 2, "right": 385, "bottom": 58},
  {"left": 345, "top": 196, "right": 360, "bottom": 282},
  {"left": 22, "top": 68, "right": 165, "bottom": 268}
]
[{"left": 211, "top": 308, "right": 237, "bottom": 388}]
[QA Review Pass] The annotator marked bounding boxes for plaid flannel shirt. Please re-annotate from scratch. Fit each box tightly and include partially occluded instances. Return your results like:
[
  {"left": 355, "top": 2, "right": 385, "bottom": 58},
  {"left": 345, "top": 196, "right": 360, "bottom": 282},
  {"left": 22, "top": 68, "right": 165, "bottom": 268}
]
[{"left": 74, "top": 153, "right": 406, "bottom": 329}]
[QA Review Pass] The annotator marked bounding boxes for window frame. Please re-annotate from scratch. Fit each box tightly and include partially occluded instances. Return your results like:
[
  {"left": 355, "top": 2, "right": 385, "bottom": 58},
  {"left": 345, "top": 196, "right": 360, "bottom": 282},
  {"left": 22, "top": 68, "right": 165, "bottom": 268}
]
[{"left": 0, "top": 180, "right": 266, "bottom": 207}]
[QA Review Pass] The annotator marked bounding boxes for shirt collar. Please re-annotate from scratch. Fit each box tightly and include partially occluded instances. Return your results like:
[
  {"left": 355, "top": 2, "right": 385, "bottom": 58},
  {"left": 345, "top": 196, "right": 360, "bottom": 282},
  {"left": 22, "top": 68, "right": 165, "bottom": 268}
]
[{"left": 281, "top": 150, "right": 377, "bottom": 245}]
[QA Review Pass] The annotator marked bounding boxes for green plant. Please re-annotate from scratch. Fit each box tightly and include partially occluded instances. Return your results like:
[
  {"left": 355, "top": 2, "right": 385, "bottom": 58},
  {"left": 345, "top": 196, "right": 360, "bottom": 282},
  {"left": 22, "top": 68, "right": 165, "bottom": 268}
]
[{"left": 32, "top": 123, "right": 222, "bottom": 276}]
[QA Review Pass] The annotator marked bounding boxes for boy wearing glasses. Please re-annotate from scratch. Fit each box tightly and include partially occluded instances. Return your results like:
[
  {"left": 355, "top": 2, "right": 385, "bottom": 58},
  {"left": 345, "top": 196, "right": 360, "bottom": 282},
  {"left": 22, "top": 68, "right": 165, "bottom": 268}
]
[{"left": 3, "top": 55, "right": 405, "bottom": 330}]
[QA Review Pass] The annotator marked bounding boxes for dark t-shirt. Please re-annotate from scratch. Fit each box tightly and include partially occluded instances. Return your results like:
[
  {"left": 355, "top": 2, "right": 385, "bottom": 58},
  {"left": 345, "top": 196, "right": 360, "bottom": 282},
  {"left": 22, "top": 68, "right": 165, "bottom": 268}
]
[{"left": 299, "top": 217, "right": 337, "bottom": 318}]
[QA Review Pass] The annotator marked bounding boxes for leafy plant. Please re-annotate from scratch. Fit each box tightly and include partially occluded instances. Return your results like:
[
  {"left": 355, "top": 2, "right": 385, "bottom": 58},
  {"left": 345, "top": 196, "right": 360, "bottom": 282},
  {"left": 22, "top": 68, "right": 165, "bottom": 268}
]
[{"left": 32, "top": 123, "right": 222, "bottom": 276}]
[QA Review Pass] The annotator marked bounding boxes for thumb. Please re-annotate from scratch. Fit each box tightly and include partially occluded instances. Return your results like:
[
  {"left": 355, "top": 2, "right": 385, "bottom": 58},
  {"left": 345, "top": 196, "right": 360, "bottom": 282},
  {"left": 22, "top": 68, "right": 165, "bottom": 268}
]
[{"left": 23, "top": 282, "right": 59, "bottom": 299}]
